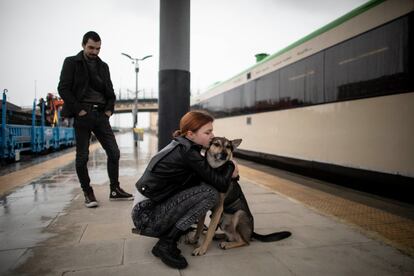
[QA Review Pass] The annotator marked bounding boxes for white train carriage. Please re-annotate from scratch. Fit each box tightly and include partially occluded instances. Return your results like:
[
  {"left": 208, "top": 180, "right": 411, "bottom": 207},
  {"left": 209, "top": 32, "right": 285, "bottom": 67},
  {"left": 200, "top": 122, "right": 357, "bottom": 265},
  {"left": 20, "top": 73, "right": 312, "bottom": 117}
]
[{"left": 191, "top": 0, "right": 414, "bottom": 201}]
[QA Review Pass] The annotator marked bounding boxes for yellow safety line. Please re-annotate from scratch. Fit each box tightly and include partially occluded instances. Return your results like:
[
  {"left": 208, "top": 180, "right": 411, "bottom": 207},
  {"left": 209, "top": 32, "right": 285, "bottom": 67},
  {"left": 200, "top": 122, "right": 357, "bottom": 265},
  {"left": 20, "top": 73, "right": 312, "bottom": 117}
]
[
  {"left": 239, "top": 164, "right": 414, "bottom": 256},
  {"left": 0, "top": 143, "right": 101, "bottom": 196}
]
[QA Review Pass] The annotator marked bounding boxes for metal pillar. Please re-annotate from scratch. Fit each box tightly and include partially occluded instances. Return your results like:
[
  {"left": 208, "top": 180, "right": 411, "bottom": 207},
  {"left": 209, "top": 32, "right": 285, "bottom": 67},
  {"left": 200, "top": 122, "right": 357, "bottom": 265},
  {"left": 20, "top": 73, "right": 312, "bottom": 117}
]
[
  {"left": 31, "top": 98, "right": 36, "bottom": 152},
  {"left": 158, "top": 0, "right": 190, "bottom": 149},
  {"left": 40, "top": 100, "right": 45, "bottom": 150},
  {"left": 121, "top": 52, "right": 152, "bottom": 146},
  {"left": 1, "top": 90, "right": 7, "bottom": 158},
  {"left": 134, "top": 65, "right": 139, "bottom": 128}
]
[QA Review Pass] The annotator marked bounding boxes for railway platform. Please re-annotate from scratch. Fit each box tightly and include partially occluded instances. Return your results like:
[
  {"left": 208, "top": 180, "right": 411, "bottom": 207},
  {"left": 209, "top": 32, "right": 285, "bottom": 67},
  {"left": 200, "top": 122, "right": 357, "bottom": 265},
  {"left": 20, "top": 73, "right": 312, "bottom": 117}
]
[{"left": 0, "top": 131, "right": 413, "bottom": 275}]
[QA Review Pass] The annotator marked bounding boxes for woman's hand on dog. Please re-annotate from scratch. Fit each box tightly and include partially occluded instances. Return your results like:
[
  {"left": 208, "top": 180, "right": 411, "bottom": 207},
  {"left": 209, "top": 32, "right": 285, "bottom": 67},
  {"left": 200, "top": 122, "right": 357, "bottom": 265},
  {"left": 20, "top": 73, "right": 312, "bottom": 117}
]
[{"left": 231, "top": 160, "right": 239, "bottom": 179}]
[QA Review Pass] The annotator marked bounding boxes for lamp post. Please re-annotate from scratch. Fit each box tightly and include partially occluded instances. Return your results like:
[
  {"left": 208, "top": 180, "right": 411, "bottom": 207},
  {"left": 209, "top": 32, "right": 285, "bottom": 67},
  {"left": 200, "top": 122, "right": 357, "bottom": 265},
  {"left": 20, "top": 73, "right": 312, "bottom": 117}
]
[{"left": 121, "top": 53, "right": 152, "bottom": 129}]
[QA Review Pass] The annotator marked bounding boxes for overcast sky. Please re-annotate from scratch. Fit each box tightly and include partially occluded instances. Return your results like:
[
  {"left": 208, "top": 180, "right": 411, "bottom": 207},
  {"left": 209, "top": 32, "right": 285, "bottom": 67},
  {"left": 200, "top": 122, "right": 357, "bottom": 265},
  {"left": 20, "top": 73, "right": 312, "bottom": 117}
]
[{"left": 0, "top": 0, "right": 366, "bottom": 109}]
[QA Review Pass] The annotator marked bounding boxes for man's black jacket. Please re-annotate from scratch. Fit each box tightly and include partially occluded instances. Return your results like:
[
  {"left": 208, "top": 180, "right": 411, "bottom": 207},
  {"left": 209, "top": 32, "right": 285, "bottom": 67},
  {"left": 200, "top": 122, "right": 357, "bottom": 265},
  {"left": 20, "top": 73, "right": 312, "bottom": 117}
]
[
  {"left": 136, "top": 136, "right": 235, "bottom": 203},
  {"left": 57, "top": 51, "right": 115, "bottom": 117}
]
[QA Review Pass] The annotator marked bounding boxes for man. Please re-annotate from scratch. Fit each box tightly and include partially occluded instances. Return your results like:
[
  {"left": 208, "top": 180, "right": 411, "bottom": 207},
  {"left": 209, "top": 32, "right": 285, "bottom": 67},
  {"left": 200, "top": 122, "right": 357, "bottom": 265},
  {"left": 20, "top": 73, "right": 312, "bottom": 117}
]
[{"left": 58, "top": 31, "right": 133, "bottom": 208}]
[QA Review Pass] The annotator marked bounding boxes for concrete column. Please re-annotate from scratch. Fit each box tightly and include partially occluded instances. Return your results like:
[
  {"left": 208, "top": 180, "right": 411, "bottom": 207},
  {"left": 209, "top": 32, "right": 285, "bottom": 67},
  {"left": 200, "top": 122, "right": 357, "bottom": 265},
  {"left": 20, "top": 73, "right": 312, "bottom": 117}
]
[{"left": 158, "top": 0, "right": 190, "bottom": 149}]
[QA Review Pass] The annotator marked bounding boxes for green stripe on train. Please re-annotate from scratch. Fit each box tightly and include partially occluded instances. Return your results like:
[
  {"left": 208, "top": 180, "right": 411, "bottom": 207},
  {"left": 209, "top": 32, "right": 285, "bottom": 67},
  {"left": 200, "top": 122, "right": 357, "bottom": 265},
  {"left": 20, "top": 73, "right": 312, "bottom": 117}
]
[{"left": 206, "top": 0, "right": 386, "bottom": 91}]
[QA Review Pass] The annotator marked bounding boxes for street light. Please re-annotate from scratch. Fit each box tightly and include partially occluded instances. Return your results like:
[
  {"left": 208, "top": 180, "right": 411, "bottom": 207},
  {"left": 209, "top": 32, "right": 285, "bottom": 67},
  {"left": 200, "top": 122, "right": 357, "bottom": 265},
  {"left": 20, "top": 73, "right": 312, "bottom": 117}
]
[{"left": 121, "top": 53, "right": 152, "bottom": 129}]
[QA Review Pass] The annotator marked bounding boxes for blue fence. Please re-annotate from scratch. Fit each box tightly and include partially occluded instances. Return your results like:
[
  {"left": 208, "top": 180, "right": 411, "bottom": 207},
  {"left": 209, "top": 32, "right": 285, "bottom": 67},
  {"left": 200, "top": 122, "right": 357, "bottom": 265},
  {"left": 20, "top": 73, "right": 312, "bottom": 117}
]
[{"left": 1, "top": 89, "right": 75, "bottom": 161}]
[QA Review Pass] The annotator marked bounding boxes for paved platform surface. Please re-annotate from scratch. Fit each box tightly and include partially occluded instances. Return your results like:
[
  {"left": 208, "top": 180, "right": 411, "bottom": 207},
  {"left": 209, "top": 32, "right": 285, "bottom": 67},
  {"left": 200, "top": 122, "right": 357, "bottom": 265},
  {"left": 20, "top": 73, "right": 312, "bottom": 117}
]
[{"left": 1, "top": 132, "right": 413, "bottom": 275}]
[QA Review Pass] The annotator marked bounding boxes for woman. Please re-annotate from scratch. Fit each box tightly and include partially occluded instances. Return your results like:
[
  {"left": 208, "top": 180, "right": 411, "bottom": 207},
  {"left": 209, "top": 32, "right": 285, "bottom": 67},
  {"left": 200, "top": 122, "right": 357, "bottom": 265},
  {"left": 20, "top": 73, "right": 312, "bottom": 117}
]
[{"left": 131, "top": 110, "right": 238, "bottom": 269}]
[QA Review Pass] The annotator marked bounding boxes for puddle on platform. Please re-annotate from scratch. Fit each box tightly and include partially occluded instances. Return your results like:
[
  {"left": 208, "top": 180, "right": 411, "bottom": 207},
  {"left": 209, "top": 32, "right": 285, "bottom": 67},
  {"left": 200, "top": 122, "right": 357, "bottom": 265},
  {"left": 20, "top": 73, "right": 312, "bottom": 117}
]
[{"left": 0, "top": 132, "right": 155, "bottom": 253}]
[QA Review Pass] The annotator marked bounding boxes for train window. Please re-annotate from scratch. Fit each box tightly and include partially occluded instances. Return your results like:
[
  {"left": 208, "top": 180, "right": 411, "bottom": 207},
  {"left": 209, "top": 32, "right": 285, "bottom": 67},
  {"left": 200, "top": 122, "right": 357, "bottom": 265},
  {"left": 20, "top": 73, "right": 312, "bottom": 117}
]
[
  {"left": 255, "top": 70, "right": 280, "bottom": 112},
  {"left": 194, "top": 13, "right": 413, "bottom": 119},
  {"left": 280, "top": 52, "right": 324, "bottom": 108},
  {"left": 304, "top": 52, "right": 324, "bottom": 105},
  {"left": 241, "top": 81, "right": 256, "bottom": 113},
  {"left": 191, "top": 103, "right": 200, "bottom": 110},
  {"left": 324, "top": 16, "right": 410, "bottom": 102},
  {"left": 223, "top": 86, "right": 243, "bottom": 116},
  {"left": 208, "top": 93, "right": 224, "bottom": 116},
  {"left": 197, "top": 93, "right": 224, "bottom": 118},
  {"left": 280, "top": 61, "right": 305, "bottom": 109}
]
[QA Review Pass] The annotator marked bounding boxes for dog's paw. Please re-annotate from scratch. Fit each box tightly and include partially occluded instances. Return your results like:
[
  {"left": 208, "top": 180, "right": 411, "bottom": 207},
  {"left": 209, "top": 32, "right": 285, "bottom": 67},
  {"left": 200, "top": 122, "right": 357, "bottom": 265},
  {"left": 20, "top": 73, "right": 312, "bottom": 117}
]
[
  {"left": 185, "top": 233, "right": 199, "bottom": 245},
  {"left": 192, "top": 246, "right": 207, "bottom": 256},
  {"left": 218, "top": 242, "right": 228, "bottom": 250}
]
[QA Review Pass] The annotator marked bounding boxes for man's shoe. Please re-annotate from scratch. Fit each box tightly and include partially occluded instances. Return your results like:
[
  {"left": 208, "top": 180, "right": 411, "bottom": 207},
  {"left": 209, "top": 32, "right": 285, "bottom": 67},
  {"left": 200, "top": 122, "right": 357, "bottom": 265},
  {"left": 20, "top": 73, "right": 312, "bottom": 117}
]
[
  {"left": 84, "top": 190, "right": 98, "bottom": 208},
  {"left": 109, "top": 187, "right": 134, "bottom": 201},
  {"left": 152, "top": 239, "right": 188, "bottom": 269}
]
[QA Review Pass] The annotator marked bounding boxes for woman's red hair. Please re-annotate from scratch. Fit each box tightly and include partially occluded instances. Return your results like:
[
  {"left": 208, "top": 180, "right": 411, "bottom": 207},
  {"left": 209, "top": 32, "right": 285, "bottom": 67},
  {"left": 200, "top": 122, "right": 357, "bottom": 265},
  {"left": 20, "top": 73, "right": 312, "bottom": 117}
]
[{"left": 173, "top": 110, "right": 214, "bottom": 138}]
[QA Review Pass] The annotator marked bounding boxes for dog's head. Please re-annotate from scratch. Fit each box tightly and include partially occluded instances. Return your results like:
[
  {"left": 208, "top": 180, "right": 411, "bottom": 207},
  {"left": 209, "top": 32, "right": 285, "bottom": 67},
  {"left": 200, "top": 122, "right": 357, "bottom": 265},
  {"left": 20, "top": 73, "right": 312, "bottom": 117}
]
[{"left": 206, "top": 137, "right": 242, "bottom": 168}]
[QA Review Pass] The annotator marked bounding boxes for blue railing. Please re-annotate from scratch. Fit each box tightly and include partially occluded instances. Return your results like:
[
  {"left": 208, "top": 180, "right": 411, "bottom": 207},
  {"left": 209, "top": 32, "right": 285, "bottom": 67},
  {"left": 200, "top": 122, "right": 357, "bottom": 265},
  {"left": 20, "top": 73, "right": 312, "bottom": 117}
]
[{"left": 1, "top": 89, "right": 75, "bottom": 161}]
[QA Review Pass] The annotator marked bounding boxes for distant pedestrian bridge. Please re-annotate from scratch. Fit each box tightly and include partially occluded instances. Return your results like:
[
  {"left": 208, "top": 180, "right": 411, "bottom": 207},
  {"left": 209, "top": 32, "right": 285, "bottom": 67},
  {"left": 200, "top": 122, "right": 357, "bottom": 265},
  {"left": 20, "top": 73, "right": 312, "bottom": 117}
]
[{"left": 114, "top": 98, "right": 158, "bottom": 114}]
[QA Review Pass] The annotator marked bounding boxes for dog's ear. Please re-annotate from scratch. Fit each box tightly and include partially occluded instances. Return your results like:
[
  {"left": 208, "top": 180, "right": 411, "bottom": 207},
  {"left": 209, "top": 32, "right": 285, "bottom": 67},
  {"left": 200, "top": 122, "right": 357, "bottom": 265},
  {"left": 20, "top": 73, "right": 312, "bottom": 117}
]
[{"left": 231, "top": 139, "right": 242, "bottom": 149}]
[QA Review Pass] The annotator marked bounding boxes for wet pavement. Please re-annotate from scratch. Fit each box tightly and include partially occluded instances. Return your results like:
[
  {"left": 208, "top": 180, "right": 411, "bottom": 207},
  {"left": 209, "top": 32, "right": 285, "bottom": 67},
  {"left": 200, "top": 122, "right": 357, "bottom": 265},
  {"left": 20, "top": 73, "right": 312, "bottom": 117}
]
[
  {"left": 0, "top": 131, "right": 413, "bottom": 275},
  {"left": 0, "top": 131, "right": 153, "bottom": 274},
  {"left": 0, "top": 162, "right": 78, "bottom": 264},
  {"left": 0, "top": 146, "right": 77, "bottom": 177}
]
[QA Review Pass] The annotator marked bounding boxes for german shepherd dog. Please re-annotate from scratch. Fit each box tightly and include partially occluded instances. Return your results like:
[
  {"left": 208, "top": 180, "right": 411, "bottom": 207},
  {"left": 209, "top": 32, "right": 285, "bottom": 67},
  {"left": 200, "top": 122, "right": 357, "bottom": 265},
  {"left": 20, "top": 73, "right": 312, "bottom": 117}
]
[{"left": 188, "top": 137, "right": 291, "bottom": 256}]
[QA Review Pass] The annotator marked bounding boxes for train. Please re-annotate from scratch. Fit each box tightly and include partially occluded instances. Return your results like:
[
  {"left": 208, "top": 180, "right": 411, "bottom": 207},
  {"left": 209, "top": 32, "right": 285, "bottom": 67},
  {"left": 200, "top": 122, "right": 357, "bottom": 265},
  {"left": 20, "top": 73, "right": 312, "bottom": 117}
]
[
  {"left": 1, "top": 89, "right": 75, "bottom": 161},
  {"left": 191, "top": 0, "right": 414, "bottom": 202}
]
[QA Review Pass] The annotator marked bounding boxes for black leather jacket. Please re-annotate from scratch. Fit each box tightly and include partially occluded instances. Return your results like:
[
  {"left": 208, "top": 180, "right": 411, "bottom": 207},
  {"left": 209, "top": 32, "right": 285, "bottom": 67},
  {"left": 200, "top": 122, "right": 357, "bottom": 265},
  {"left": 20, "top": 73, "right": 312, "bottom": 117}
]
[
  {"left": 136, "top": 136, "right": 235, "bottom": 202},
  {"left": 58, "top": 51, "right": 116, "bottom": 117}
]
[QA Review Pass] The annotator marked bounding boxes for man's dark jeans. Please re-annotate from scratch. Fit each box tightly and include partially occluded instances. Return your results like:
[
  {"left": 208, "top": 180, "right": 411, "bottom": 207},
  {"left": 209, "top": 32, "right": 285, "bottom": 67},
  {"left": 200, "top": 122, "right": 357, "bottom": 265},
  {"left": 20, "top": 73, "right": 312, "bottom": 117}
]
[{"left": 74, "top": 110, "right": 120, "bottom": 192}]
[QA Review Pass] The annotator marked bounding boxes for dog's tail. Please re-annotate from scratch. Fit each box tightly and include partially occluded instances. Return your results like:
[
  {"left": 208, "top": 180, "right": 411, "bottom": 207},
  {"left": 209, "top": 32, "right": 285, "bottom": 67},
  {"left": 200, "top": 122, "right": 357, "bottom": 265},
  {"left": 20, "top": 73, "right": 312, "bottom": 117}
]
[{"left": 252, "top": 231, "right": 291, "bottom": 242}]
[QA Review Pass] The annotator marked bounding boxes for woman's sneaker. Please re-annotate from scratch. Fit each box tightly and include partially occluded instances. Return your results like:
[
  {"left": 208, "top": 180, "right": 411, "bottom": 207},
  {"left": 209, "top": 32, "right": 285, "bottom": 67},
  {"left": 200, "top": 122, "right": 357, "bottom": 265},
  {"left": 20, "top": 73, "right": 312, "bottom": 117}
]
[
  {"left": 84, "top": 190, "right": 98, "bottom": 208},
  {"left": 109, "top": 187, "right": 134, "bottom": 200}
]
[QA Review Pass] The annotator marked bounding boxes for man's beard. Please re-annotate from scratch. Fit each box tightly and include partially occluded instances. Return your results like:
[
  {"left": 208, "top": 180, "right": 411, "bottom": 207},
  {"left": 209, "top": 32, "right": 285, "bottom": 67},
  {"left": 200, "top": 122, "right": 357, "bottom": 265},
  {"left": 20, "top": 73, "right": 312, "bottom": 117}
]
[{"left": 85, "top": 53, "right": 98, "bottom": 60}]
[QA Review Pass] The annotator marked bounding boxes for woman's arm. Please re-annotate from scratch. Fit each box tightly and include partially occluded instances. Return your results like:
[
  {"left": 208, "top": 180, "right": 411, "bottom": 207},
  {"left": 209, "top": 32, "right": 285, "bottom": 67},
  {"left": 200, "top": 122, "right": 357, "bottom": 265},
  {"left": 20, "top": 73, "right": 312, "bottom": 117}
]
[{"left": 231, "top": 159, "right": 239, "bottom": 179}]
